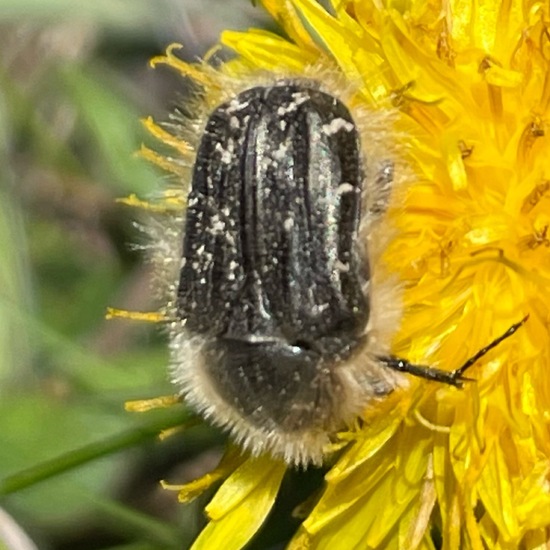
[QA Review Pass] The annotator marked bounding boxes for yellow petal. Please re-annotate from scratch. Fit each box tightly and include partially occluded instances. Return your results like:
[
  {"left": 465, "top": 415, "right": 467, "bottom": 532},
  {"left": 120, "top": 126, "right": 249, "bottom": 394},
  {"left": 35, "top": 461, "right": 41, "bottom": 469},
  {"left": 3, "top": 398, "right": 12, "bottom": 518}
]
[
  {"left": 478, "top": 441, "right": 518, "bottom": 540},
  {"left": 125, "top": 395, "right": 180, "bottom": 412},
  {"left": 162, "top": 446, "right": 247, "bottom": 504},
  {"left": 116, "top": 193, "right": 184, "bottom": 212},
  {"left": 260, "top": 0, "right": 319, "bottom": 50},
  {"left": 138, "top": 144, "right": 188, "bottom": 176},
  {"left": 150, "top": 43, "right": 214, "bottom": 88},
  {"left": 191, "top": 455, "right": 286, "bottom": 550},
  {"left": 105, "top": 308, "right": 166, "bottom": 322},
  {"left": 290, "top": 0, "right": 389, "bottom": 102},
  {"left": 141, "top": 116, "right": 194, "bottom": 157},
  {"left": 221, "top": 29, "right": 316, "bottom": 72}
]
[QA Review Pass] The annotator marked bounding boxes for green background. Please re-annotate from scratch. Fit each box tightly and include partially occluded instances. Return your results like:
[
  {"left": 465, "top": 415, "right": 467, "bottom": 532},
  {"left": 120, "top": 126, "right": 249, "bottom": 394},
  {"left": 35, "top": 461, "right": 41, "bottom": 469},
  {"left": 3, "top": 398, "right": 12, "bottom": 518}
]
[{"left": 0, "top": 2, "right": 274, "bottom": 548}]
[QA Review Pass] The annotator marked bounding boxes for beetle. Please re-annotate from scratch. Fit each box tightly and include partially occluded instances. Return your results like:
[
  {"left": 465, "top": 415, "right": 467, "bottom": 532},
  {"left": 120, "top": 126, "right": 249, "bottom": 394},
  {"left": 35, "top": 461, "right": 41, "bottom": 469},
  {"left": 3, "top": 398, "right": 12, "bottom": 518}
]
[{"left": 169, "top": 82, "right": 526, "bottom": 465}]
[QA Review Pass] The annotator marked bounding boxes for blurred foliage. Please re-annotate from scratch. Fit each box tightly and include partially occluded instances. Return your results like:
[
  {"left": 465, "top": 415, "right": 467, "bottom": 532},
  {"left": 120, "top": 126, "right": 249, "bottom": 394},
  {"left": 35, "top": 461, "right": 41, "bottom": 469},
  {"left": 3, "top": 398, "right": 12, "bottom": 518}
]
[{"left": 0, "top": 1, "right": 269, "bottom": 548}]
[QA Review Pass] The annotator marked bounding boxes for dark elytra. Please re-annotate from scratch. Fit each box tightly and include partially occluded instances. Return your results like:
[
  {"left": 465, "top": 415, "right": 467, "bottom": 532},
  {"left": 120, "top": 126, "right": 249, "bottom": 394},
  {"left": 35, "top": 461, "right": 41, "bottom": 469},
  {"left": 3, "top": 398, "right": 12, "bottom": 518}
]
[{"left": 177, "top": 83, "right": 369, "bottom": 432}]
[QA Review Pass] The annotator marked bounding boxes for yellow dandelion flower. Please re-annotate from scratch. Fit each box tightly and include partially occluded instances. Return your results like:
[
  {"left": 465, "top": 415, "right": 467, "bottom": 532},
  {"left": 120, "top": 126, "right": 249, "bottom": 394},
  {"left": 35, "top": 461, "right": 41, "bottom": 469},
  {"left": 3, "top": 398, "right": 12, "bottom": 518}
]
[{"left": 133, "top": 0, "right": 550, "bottom": 548}]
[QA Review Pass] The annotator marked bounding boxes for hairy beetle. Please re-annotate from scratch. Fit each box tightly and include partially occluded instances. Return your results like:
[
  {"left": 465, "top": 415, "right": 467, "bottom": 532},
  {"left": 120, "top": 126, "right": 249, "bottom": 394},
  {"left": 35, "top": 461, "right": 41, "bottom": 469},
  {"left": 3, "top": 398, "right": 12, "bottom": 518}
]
[{"left": 169, "top": 82, "right": 526, "bottom": 465}]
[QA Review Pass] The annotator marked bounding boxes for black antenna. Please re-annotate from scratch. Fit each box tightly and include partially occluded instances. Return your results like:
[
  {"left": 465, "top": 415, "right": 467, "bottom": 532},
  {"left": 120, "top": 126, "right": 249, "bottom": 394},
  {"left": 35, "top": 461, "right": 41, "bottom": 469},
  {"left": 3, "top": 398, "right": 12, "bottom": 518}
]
[{"left": 378, "top": 315, "right": 529, "bottom": 387}]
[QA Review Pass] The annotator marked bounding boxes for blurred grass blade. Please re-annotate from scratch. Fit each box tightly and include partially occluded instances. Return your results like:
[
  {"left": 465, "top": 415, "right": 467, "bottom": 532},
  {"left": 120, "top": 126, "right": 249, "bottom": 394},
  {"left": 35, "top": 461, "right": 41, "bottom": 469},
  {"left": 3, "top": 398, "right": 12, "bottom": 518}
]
[
  {"left": 0, "top": 409, "right": 195, "bottom": 496},
  {"left": 57, "top": 63, "right": 157, "bottom": 195},
  {"left": 0, "top": 65, "right": 34, "bottom": 385},
  {"left": 86, "top": 496, "right": 181, "bottom": 548}
]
